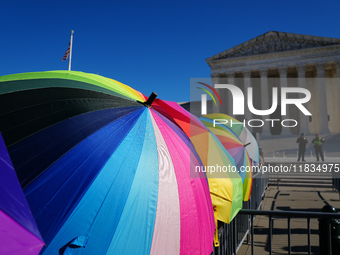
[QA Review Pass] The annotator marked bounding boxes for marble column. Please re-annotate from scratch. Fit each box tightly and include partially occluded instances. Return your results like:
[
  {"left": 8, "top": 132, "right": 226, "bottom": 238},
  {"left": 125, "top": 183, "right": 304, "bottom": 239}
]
[
  {"left": 226, "top": 71, "right": 235, "bottom": 117},
  {"left": 336, "top": 61, "right": 340, "bottom": 109},
  {"left": 335, "top": 61, "right": 340, "bottom": 133},
  {"left": 211, "top": 73, "right": 221, "bottom": 113},
  {"left": 296, "top": 64, "right": 310, "bottom": 134},
  {"left": 259, "top": 68, "right": 271, "bottom": 134},
  {"left": 242, "top": 70, "right": 252, "bottom": 127},
  {"left": 315, "top": 62, "right": 330, "bottom": 134},
  {"left": 278, "top": 66, "right": 291, "bottom": 134}
]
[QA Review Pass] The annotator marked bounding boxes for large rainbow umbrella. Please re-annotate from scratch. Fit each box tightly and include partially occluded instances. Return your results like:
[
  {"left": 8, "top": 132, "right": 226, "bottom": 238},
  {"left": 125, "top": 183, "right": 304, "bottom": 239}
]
[
  {"left": 0, "top": 71, "right": 215, "bottom": 255},
  {"left": 0, "top": 132, "right": 44, "bottom": 255},
  {"left": 152, "top": 99, "right": 243, "bottom": 246},
  {"left": 200, "top": 116, "right": 253, "bottom": 201}
]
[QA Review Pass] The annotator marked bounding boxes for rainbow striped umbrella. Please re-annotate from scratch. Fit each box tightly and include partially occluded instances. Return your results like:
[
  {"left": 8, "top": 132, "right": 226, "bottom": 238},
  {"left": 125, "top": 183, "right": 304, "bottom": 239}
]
[
  {"left": 152, "top": 100, "right": 243, "bottom": 246},
  {"left": 0, "top": 71, "right": 215, "bottom": 255},
  {"left": 0, "top": 132, "right": 44, "bottom": 255},
  {"left": 204, "top": 114, "right": 260, "bottom": 165},
  {"left": 202, "top": 114, "right": 260, "bottom": 201},
  {"left": 200, "top": 116, "right": 253, "bottom": 201}
]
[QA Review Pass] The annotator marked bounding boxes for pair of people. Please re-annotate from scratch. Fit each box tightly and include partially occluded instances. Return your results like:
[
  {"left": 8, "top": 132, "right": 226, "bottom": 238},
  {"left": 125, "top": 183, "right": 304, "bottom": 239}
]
[{"left": 297, "top": 133, "right": 325, "bottom": 162}]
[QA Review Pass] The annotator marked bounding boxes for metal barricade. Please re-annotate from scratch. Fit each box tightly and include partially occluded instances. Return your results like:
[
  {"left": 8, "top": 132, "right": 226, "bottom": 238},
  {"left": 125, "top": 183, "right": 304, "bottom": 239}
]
[
  {"left": 238, "top": 209, "right": 340, "bottom": 255},
  {"left": 213, "top": 170, "right": 269, "bottom": 255}
]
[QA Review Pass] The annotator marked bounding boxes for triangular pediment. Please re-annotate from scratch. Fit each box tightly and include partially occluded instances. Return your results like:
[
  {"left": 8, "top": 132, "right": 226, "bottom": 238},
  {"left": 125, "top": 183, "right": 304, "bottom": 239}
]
[{"left": 207, "top": 31, "right": 340, "bottom": 61}]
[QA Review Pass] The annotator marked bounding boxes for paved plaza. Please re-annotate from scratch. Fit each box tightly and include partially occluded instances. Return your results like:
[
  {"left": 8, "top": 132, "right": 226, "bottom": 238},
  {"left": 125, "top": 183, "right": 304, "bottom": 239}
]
[{"left": 238, "top": 185, "right": 340, "bottom": 255}]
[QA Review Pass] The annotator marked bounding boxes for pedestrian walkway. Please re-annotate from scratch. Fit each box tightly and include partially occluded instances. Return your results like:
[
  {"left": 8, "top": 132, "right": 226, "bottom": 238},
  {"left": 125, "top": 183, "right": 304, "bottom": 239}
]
[{"left": 237, "top": 185, "right": 340, "bottom": 255}]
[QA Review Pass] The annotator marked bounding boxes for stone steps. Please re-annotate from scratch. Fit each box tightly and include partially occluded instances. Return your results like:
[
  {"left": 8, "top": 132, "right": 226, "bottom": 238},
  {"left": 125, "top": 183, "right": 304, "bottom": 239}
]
[{"left": 267, "top": 163, "right": 333, "bottom": 187}]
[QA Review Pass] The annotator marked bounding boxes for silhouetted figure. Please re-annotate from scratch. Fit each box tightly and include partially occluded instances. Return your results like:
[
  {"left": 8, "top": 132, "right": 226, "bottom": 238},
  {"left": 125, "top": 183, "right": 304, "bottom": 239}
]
[
  {"left": 312, "top": 134, "right": 325, "bottom": 161},
  {"left": 296, "top": 133, "right": 308, "bottom": 162}
]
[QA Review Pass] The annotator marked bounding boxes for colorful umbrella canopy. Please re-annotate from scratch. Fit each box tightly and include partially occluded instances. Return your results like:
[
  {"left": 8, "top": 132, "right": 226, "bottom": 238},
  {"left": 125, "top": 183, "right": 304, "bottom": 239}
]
[
  {"left": 0, "top": 132, "right": 44, "bottom": 255},
  {"left": 152, "top": 100, "right": 243, "bottom": 224},
  {"left": 0, "top": 71, "right": 215, "bottom": 255},
  {"left": 200, "top": 116, "right": 253, "bottom": 201},
  {"left": 204, "top": 113, "right": 260, "bottom": 166}
]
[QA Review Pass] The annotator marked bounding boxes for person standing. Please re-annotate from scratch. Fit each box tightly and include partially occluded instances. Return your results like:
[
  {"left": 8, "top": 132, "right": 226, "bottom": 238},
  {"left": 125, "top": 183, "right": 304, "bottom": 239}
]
[
  {"left": 297, "top": 133, "right": 308, "bottom": 162},
  {"left": 312, "top": 134, "right": 325, "bottom": 161}
]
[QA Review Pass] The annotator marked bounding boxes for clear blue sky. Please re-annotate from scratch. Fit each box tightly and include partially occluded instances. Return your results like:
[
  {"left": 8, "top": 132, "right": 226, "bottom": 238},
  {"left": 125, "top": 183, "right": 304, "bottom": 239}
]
[{"left": 1, "top": 0, "right": 340, "bottom": 102}]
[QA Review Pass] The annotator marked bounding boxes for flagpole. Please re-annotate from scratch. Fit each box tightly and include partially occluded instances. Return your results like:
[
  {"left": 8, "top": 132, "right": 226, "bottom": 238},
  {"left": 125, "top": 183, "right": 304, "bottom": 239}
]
[{"left": 68, "top": 30, "right": 74, "bottom": 71}]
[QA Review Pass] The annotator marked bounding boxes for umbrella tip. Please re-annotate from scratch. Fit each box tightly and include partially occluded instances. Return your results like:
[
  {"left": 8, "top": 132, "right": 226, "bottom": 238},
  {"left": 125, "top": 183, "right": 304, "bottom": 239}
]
[
  {"left": 144, "top": 92, "right": 158, "bottom": 107},
  {"left": 244, "top": 142, "right": 251, "bottom": 147}
]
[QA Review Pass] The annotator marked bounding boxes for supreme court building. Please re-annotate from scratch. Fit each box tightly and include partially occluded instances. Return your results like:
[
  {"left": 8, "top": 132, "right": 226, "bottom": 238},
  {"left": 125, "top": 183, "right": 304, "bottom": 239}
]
[{"left": 206, "top": 31, "right": 340, "bottom": 135}]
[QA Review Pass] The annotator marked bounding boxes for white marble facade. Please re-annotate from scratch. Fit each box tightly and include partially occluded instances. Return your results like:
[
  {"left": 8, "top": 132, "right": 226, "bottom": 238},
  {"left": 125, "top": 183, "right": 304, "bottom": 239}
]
[{"left": 206, "top": 31, "right": 340, "bottom": 135}]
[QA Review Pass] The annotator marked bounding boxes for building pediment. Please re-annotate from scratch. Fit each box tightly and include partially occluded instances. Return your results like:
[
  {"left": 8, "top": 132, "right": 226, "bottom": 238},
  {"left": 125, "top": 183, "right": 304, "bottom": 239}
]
[{"left": 207, "top": 31, "right": 340, "bottom": 62}]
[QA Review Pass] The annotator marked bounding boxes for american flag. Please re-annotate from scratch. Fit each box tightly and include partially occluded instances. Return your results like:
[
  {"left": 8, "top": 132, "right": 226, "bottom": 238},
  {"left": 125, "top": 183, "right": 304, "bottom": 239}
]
[{"left": 62, "top": 43, "right": 70, "bottom": 61}]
